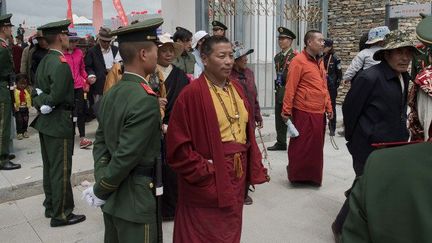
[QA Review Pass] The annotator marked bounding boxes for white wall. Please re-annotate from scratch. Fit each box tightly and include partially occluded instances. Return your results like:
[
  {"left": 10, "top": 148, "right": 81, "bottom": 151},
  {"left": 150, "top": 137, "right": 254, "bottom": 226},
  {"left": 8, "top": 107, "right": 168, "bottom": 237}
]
[{"left": 161, "top": 0, "right": 196, "bottom": 34}]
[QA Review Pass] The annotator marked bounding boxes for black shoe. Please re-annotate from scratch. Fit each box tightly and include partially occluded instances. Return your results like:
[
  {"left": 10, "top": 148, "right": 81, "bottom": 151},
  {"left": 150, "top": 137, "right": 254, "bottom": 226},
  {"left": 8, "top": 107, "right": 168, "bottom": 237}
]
[
  {"left": 244, "top": 195, "right": 253, "bottom": 205},
  {"left": 0, "top": 161, "right": 21, "bottom": 170},
  {"left": 267, "top": 143, "right": 287, "bottom": 151},
  {"left": 50, "top": 213, "right": 86, "bottom": 227},
  {"left": 8, "top": 154, "right": 16, "bottom": 160},
  {"left": 329, "top": 130, "right": 335, "bottom": 136},
  {"left": 331, "top": 221, "right": 342, "bottom": 243}
]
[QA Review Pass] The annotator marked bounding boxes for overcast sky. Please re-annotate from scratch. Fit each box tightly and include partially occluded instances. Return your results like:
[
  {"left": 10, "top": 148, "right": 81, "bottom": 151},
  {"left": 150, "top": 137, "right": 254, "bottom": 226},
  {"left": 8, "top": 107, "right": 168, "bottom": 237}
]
[{"left": 7, "top": 0, "right": 161, "bottom": 27}]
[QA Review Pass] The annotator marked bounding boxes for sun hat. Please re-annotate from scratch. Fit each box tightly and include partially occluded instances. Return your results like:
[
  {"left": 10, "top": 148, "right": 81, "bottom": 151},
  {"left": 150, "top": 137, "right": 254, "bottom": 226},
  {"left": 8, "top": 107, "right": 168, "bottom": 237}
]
[
  {"left": 373, "top": 30, "right": 421, "bottom": 61},
  {"left": 191, "top": 30, "right": 209, "bottom": 49},
  {"left": 365, "top": 26, "right": 390, "bottom": 45}
]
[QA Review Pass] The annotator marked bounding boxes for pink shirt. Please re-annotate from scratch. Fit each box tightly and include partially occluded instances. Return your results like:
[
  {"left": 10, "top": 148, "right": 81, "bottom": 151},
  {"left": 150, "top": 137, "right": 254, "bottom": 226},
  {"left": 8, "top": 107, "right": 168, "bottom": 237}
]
[{"left": 64, "top": 48, "right": 88, "bottom": 89}]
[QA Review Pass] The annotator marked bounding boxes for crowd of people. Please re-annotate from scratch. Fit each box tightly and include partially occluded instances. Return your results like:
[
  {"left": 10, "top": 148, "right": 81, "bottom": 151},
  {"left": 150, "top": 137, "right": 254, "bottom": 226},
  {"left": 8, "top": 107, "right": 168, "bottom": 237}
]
[{"left": 0, "top": 10, "right": 432, "bottom": 243}]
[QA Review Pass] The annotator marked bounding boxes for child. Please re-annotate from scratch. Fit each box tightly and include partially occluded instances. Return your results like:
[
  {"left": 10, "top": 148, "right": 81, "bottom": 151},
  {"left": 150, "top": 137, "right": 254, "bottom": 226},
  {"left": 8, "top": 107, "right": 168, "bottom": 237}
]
[{"left": 14, "top": 74, "right": 32, "bottom": 140}]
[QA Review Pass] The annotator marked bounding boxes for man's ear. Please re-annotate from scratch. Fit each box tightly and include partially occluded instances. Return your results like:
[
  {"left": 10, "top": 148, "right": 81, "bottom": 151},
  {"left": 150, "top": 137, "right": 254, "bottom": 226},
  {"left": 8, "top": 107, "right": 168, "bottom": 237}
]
[
  {"left": 201, "top": 54, "right": 208, "bottom": 67},
  {"left": 138, "top": 48, "right": 147, "bottom": 62}
]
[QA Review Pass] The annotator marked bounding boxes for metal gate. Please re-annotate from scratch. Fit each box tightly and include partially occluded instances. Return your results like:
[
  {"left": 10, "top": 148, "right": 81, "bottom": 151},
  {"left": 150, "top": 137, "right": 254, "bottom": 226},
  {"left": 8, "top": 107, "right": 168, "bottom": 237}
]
[{"left": 202, "top": 0, "right": 323, "bottom": 110}]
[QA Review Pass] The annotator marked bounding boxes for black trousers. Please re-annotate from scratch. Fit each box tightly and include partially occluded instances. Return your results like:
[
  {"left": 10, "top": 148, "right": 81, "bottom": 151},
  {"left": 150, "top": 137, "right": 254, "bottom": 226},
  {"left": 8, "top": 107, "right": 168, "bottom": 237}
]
[
  {"left": 15, "top": 107, "right": 29, "bottom": 134},
  {"left": 328, "top": 88, "right": 337, "bottom": 133},
  {"left": 161, "top": 138, "right": 177, "bottom": 220},
  {"left": 334, "top": 137, "right": 374, "bottom": 233},
  {"left": 73, "top": 88, "right": 86, "bottom": 137}
]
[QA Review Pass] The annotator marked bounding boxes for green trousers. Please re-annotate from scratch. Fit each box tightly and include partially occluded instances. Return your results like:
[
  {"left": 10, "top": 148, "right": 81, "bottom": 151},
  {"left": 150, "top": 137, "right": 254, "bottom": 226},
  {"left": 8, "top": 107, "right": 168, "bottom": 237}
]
[
  {"left": 39, "top": 133, "right": 74, "bottom": 221},
  {"left": 275, "top": 86, "right": 287, "bottom": 146},
  {"left": 0, "top": 101, "right": 11, "bottom": 165},
  {"left": 103, "top": 213, "right": 158, "bottom": 243}
]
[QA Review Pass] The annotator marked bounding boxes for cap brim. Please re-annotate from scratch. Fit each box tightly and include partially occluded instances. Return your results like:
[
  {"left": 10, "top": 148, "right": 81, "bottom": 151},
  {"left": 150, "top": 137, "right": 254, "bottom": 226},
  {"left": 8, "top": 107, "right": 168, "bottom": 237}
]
[
  {"left": 365, "top": 37, "right": 385, "bottom": 45},
  {"left": 98, "top": 35, "right": 113, "bottom": 41},
  {"left": 278, "top": 35, "right": 293, "bottom": 39},
  {"left": 373, "top": 45, "right": 421, "bottom": 61},
  {"left": 235, "top": 49, "right": 254, "bottom": 60}
]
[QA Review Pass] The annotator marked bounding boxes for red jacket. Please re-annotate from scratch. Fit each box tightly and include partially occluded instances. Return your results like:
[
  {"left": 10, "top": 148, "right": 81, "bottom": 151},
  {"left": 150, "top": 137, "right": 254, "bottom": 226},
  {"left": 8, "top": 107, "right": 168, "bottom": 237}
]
[
  {"left": 229, "top": 67, "right": 263, "bottom": 124},
  {"left": 166, "top": 74, "right": 268, "bottom": 208},
  {"left": 64, "top": 48, "right": 88, "bottom": 89}
]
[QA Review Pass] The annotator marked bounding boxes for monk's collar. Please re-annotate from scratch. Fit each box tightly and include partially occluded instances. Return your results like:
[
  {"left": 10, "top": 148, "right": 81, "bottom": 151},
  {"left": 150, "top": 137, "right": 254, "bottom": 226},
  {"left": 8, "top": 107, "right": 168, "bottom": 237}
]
[
  {"left": 205, "top": 75, "right": 230, "bottom": 90},
  {"left": 304, "top": 49, "right": 322, "bottom": 62}
]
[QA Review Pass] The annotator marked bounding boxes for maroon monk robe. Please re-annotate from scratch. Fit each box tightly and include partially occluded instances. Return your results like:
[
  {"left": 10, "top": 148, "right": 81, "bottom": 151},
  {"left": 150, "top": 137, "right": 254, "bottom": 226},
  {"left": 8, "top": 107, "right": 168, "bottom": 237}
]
[
  {"left": 287, "top": 108, "right": 325, "bottom": 185},
  {"left": 166, "top": 74, "right": 268, "bottom": 243}
]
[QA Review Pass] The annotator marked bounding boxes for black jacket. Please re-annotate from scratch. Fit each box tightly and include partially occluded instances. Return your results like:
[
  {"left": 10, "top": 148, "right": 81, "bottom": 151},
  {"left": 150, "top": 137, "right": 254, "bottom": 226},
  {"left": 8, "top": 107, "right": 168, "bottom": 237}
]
[
  {"left": 84, "top": 44, "right": 118, "bottom": 95},
  {"left": 343, "top": 61, "right": 409, "bottom": 147},
  {"left": 323, "top": 52, "right": 342, "bottom": 90}
]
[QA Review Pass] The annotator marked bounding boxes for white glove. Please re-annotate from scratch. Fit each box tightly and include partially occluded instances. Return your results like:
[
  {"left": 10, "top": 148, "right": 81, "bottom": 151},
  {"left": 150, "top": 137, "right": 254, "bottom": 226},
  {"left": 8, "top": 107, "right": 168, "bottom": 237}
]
[
  {"left": 82, "top": 186, "right": 106, "bottom": 207},
  {"left": 40, "top": 105, "right": 53, "bottom": 114},
  {"left": 162, "top": 124, "right": 168, "bottom": 134},
  {"left": 35, "top": 88, "right": 43, "bottom": 95}
]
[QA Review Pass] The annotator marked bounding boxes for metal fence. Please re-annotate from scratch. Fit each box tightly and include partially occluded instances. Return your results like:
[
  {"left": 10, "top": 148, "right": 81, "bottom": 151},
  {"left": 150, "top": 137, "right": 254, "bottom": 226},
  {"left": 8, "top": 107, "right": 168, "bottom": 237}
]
[{"left": 204, "top": 0, "right": 323, "bottom": 110}]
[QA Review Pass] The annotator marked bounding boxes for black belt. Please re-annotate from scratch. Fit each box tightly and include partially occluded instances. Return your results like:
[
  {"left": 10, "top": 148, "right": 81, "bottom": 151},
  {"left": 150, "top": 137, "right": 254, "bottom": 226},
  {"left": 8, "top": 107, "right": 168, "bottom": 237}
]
[
  {"left": 56, "top": 104, "right": 74, "bottom": 111},
  {"left": 132, "top": 166, "right": 154, "bottom": 177}
]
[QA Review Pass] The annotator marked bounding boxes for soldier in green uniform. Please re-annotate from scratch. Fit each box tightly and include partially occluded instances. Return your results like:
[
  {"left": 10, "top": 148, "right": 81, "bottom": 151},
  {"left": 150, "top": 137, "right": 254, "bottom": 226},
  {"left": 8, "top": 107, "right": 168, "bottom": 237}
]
[
  {"left": 212, "top": 20, "right": 227, "bottom": 37},
  {"left": 268, "top": 27, "right": 297, "bottom": 151},
  {"left": 0, "top": 14, "right": 21, "bottom": 170},
  {"left": 342, "top": 126, "right": 432, "bottom": 243},
  {"left": 31, "top": 20, "right": 86, "bottom": 227},
  {"left": 82, "top": 18, "right": 164, "bottom": 243}
]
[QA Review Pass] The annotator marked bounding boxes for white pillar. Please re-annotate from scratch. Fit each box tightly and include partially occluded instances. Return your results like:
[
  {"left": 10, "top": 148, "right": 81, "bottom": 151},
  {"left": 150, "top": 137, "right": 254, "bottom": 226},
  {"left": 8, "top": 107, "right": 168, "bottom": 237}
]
[{"left": 161, "top": 0, "right": 196, "bottom": 34}]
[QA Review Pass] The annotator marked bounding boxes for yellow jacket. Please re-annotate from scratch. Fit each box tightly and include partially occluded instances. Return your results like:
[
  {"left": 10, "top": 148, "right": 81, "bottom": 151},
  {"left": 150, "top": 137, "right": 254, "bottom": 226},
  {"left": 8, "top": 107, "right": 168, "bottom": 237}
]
[{"left": 14, "top": 88, "right": 32, "bottom": 110}]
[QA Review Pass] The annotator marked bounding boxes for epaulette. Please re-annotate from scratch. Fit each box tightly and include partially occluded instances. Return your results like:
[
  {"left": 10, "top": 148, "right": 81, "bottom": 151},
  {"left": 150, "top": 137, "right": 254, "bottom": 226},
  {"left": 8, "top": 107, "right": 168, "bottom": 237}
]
[
  {"left": 59, "top": 56, "right": 67, "bottom": 63},
  {"left": 140, "top": 83, "right": 156, "bottom": 96}
]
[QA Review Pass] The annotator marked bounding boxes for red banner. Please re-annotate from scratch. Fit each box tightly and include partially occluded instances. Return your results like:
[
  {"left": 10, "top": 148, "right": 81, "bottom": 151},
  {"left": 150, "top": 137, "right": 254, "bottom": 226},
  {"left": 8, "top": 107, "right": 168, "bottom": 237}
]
[
  {"left": 113, "top": 0, "right": 128, "bottom": 26},
  {"left": 67, "top": 0, "right": 74, "bottom": 28}
]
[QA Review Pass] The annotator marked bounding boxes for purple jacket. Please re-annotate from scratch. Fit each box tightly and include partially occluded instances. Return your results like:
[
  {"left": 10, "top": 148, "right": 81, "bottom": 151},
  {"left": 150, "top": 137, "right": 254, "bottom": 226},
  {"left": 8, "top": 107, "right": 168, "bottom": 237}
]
[
  {"left": 64, "top": 48, "right": 87, "bottom": 89},
  {"left": 229, "top": 67, "right": 263, "bottom": 124}
]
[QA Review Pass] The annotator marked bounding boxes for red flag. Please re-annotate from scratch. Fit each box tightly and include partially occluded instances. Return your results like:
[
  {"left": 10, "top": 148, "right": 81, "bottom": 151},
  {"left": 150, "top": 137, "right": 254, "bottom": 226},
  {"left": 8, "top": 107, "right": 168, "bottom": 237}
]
[
  {"left": 67, "top": 0, "right": 74, "bottom": 28},
  {"left": 112, "top": 0, "right": 128, "bottom": 26}
]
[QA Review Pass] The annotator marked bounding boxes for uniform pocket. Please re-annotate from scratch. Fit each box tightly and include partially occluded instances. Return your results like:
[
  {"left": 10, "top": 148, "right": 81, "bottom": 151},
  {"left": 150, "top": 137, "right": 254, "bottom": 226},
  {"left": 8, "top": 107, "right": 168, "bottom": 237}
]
[{"left": 132, "top": 175, "right": 156, "bottom": 215}]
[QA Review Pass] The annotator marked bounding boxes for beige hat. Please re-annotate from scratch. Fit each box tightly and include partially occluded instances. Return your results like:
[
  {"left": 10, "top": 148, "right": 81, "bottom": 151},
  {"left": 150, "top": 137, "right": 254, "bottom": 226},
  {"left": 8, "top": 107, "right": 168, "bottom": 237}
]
[
  {"left": 373, "top": 30, "right": 421, "bottom": 61},
  {"left": 97, "top": 27, "right": 114, "bottom": 41},
  {"left": 158, "top": 33, "right": 183, "bottom": 58}
]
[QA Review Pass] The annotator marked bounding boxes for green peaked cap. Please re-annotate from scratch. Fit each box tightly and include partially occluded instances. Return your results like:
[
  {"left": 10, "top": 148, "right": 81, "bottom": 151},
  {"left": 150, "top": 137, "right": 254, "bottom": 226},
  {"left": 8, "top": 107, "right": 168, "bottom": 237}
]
[
  {"left": 0, "top": 14, "right": 14, "bottom": 27},
  {"left": 38, "top": 19, "right": 71, "bottom": 36},
  {"left": 111, "top": 18, "right": 164, "bottom": 44},
  {"left": 416, "top": 14, "right": 432, "bottom": 47}
]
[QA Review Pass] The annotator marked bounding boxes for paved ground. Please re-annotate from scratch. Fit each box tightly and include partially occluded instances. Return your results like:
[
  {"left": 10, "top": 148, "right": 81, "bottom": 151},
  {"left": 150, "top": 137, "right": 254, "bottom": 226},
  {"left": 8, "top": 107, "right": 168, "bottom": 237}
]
[{"left": 0, "top": 106, "right": 354, "bottom": 243}]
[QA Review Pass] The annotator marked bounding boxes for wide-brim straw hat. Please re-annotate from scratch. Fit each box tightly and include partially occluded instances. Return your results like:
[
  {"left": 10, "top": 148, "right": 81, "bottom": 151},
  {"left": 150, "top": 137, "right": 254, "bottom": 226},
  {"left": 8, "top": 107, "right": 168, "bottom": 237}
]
[
  {"left": 158, "top": 33, "right": 183, "bottom": 58},
  {"left": 373, "top": 30, "right": 421, "bottom": 61}
]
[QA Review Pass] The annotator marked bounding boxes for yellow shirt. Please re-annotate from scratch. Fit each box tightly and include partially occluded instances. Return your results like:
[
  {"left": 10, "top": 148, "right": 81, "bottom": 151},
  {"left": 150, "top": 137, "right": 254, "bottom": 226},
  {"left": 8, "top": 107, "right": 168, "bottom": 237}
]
[{"left": 207, "top": 77, "right": 248, "bottom": 144}]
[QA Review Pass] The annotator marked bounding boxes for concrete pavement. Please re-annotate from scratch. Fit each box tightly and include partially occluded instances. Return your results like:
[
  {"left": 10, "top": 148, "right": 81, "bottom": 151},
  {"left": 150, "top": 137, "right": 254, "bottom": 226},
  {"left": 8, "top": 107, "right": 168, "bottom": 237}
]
[{"left": 0, "top": 106, "right": 353, "bottom": 242}]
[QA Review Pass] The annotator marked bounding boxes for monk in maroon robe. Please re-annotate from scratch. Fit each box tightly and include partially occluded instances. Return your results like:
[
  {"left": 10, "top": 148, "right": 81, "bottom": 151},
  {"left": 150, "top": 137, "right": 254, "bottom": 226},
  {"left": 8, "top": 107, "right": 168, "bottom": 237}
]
[{"left": 166, "top": 36, "right": 269, "bottom": 243}]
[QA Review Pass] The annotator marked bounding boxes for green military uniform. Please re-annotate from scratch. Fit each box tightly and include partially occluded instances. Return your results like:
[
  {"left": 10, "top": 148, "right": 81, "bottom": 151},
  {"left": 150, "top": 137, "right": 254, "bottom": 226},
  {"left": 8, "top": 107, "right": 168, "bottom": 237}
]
[
  {"left": 269, "top": 26, "right": 297, "bottom": 150},
  {"left": 342, "top": 142, "right": 432, "bottom": 243},
  {"left": 93, "top": 18, "right": 163, "bottom": 243},
  {"left": 0, "top": 14, "right": 20, "bottom": 170},
  {"left": 413, "top": 13, "right": 432, "bottom": 79},
  {"left": 173, "top": 51, "right": 196, "bottom": 74},
  {"left": 31, "top": 20, "right": 85, "bottom": 227}
]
